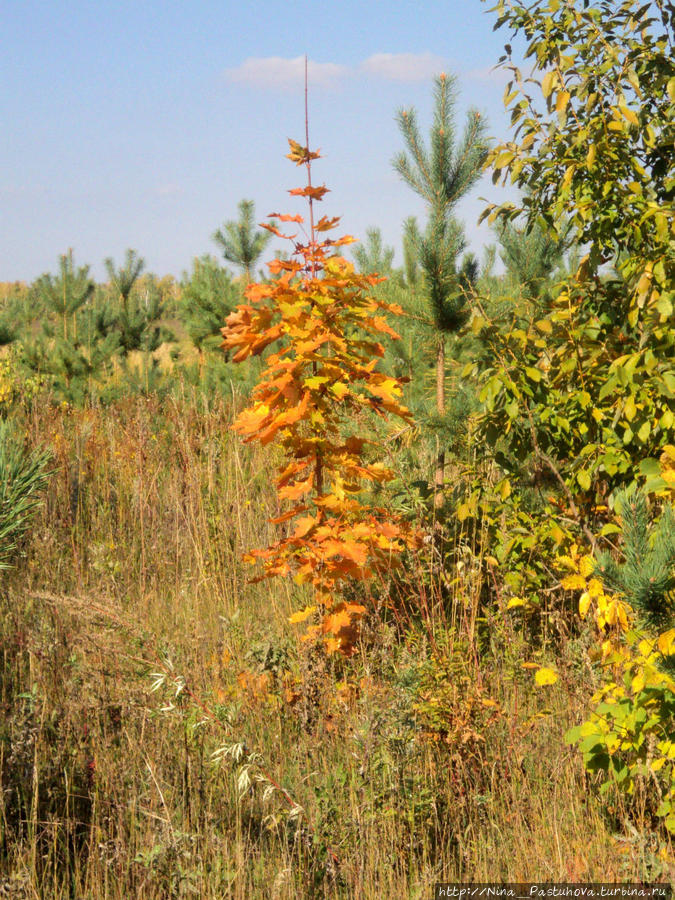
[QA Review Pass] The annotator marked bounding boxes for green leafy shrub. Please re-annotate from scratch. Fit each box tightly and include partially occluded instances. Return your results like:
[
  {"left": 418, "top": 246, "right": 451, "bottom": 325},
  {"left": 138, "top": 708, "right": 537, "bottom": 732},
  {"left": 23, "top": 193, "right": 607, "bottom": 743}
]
[{"left": 565, "top": 487, "right": 675, "bottom": 833}]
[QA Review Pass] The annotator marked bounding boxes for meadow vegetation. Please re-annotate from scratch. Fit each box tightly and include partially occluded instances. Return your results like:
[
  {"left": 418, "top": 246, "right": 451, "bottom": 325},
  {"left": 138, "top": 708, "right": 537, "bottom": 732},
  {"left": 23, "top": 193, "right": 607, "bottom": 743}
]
[{"left": 0, "top": 0, "right": 673, "bottom": 896}]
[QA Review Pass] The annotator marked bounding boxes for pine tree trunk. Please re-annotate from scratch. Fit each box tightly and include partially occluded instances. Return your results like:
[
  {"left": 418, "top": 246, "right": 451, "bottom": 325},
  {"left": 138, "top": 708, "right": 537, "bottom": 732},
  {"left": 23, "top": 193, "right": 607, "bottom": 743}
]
[{"left": 434, "top": 336, "right": 445, "bottom": 508}]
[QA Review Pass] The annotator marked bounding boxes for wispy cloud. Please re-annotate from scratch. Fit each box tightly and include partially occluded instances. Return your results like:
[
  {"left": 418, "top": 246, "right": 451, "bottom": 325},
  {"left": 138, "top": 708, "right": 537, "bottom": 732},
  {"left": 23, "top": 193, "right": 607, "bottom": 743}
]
[
  {"left": 360, "top": 52, "right": 447, "bottom": 81},
  {"left": 224, "top": 52, "right": 449, "bottom": 90},
  {"left": 224, "top": 56, "right": 347, "bottom": 89}
]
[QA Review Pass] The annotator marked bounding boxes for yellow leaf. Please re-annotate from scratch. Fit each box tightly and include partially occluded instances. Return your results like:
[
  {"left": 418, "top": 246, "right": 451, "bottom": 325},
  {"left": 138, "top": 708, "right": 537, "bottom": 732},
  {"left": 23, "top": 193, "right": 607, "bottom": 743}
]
[
  {"left": 586, "top": 578, "right": 604, "bottom": 598},
  {"left": 561, "top": 574, "right": 586, "bottom": 590},
  {"left": 618, "top": 102, "right": 639, "bottom": 127},
  {"left": 579, "top": 592, "right": 592, "bottom": 619},
  {"left": 579, "top": 556, "right": 594, "bottom": 578},
  {"left": 330, "top": 382, "right": 349, "bottom": 400},
  {"left": 631, "top": 670, "right": 645, "bottom": 693},
  {"left": 305, "top": 375, "right": 330, "bottom": 390},
  {"left": 562, "top": 164, "right": 575, "bottom": 189},
  {"left": 457, "top": 502, "right": 471, "bottom": 522},
  {"left": 289, "top": 605, "right": 317, "bottom": 624},
  {"left": 542, "top": 70, "right": 556, "bottom": 98},
  {"left": 616, "top": 601, "right": 629, "bottom": 630},
  {"left": 494, "top": 150, "right": 515, "bottom": 168},
  {"left": 658, "top": 629, "right": 675, "bottom": 656},
  {"left": 556, "top": 90, "right": 570, "bottom": 122},
  {"left": 507, "top": 597, "right": 526, "bottom": 609},
  {"left": 549, "top": 523, "right": 565, "bottom": 544},
  {"left": 535, "top": 667, "right": 559, "bottom": 686},
  {"left": 369, "top": 376, "right": 402, "bottom": 403}
]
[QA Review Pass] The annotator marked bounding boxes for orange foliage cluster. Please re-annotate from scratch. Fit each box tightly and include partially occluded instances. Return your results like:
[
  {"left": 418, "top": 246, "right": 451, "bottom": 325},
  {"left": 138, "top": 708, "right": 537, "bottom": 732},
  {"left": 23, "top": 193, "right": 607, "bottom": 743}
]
[{"left": 221, "top": 139, "right": 418, "bottom": 655}]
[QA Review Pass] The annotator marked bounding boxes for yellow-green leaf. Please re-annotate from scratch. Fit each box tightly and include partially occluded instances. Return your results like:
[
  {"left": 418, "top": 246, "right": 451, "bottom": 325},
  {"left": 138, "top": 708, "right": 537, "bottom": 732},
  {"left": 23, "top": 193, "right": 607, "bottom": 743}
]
[
  {"left": 494, "top": 150, "right": 515, "bottom": 169},
  {"left": 305, "top": 375, "right": 330, "bottom": 390},
  {"left": 457, "top": 502, "right": 471, "bottom": 522},
  {"left": 618, "top": 102, "right": 639, "bottom": 127},
  {"left": 562, "top": 164, "right": 575, "bottom": 189},
  {"left": 577, "top": 470, "right": 591, "bottom": 491},
  {"left": 542, "top": 70, "right": 556, "bottom": 99}
]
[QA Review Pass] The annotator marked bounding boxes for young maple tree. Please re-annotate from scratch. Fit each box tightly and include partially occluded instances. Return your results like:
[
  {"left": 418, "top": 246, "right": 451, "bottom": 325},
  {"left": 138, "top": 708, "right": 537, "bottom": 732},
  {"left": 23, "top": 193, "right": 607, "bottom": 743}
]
[{"left": 221, "top": 137, "right": 418, "bottom": 655}]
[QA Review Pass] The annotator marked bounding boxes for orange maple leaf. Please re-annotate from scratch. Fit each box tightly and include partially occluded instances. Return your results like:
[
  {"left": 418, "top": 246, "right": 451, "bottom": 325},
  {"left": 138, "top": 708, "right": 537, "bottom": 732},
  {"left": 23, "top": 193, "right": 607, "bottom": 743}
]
[
  {"left": 267, "top": 258, "right": 302, "bottom": 275},
  {"left": 278, "top": 473, "right": 314, "bottom": 501},
  {"left": 286, "top": 138, "right": 321, "bottom": 165},
  {"left": 292, "top": 516, "right": 317, "bottom": 539},
  {"left": 316, "top": 215, "right": 341, "bottom": 232},
  {"left": 322, "top": 539, "right": 369, "bottom": 567},
  {"left": 269, "top": 213, "right": 304, "bottom": 223},
  {"left": 289, "top": 185, "right": 330, "bottom": 201}
]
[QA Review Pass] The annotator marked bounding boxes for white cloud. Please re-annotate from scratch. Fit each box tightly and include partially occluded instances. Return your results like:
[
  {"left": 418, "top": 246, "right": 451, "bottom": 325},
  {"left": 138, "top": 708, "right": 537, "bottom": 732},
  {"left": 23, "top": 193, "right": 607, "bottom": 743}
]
[
  {"left": 223, "top": 52, "right": 451, "bottom": 90},
  {"left": 360, "top": 52, "right": 447, "bottom": 82},
  {"left": 224, "top": 56, "right": 347, "bottom": 89}
]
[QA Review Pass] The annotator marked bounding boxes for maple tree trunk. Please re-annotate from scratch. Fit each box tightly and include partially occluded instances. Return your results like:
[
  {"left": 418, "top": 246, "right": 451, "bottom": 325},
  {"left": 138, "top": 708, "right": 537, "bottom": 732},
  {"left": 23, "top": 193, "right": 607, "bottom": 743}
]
[{"left": 434, "top": 336, "right": 445, "bottom": 508}]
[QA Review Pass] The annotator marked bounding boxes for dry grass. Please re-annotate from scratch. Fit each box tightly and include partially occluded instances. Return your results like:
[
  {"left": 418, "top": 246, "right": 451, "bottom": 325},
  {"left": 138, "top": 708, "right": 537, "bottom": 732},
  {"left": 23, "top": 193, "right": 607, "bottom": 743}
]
[{"left": 0, "top": 390, "right": 672, "bottom": 898}]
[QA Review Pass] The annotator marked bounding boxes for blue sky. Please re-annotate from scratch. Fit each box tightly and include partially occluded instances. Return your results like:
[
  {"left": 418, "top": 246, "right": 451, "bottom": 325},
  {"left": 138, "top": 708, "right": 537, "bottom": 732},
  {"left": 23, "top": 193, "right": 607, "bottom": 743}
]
[{"left": 1, "top": 0, "right": 523, "bottom": 282}]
